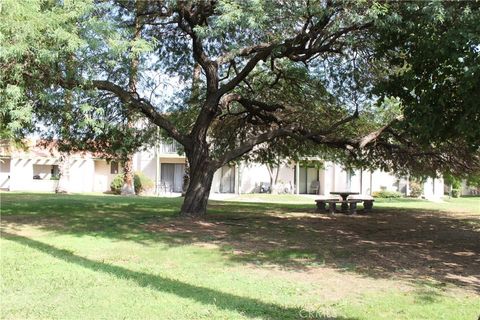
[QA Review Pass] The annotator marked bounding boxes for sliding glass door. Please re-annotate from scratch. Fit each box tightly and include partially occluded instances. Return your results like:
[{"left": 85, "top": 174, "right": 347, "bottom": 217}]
[{"left": 161, "top": 163, "right": 185, "bottom": 192}]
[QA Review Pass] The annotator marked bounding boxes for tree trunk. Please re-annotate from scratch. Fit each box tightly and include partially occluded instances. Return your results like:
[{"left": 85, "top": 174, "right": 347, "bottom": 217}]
[
  {"left": 274, "top": 164, "right": 280, "bottom": 191},
  {"left": 266, "top": 164, "right": 280, "bottom": 194},
  {"left": 121, "top": 0, "right": 142, "bottom": 196},
  {"left": 179, "top": 151, "right": 215, "bottom": 218},
  {"left": 56, "top": 153, "right": 71, "bottom": 193},
  {"left": 121, "top": 157, "right": 135, "bottom": 195},
  {"left": 181, "top": 159, "right": 190, "bottom": 196},
  {"left": 266, "top": 164, "right": 274, "bottom": 193}
]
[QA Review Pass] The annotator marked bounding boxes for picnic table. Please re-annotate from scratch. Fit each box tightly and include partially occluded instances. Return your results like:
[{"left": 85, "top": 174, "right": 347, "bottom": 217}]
[
  {"left": 315, "top": 192, "right": 374, "bottom": 215},
  {"left": 330, "top": 191, "right": 359, "bottom": 211}
]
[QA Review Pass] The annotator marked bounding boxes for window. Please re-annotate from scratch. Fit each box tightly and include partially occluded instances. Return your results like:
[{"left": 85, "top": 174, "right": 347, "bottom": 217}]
[
  {"left": 33, "top": 164, "right": 59, "bottom": 180},
  {"left": 110, "top": 161, "right": 119, "bottom": 174}
]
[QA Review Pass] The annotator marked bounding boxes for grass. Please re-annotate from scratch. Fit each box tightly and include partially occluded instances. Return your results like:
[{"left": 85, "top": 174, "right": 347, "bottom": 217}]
[{"left": 1, "top": 192, "right": 479, "bottom": 319}]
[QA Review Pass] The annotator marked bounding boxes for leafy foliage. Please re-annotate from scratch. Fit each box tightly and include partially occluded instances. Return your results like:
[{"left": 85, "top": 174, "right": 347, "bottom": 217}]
[
  {"left": 110, "top": 174, "right": 124, "bottom": 195},
  {"left": 133, "top": 171, "right": 154, "bottom": 195},
  {"left": 110, "top": 171, "right": 154, "bottom": 195},
  {"left": 373, "top": 1, "right": 480, "bottom": 149},
  {"left": 409, "top": 181, "right": 423, "bottom": 198},
  {"left": 372, "top": 190, "right": 403, "bottom": 199}
]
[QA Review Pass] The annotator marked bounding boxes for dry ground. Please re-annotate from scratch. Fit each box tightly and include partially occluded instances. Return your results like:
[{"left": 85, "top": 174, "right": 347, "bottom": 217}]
[{"left": 143, "top": 201, "right": 480, "bottom": 293}]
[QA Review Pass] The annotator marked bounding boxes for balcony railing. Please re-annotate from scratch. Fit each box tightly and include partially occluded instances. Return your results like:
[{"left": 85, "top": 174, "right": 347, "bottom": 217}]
[{"left": 159, "top": 141, "right": 182, "bottom": 154}]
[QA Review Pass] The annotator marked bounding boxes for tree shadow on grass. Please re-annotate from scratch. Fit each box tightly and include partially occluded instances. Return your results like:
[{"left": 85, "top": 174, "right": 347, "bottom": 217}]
[
  {"left": 2, "top": 194, "right": 479, "bottom": 292},
  {"left": 151, "top": 204, "right": 480, "bottom": 292},
  {"left": 1, "top": 232, "right": 357, "bottom": 320}
]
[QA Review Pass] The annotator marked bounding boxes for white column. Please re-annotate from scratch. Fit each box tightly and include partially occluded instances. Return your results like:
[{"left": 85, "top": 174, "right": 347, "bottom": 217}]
[
  {"left": 331, "top": 163, "right": 336, "bottom": 191},
  {"left": 155, "top": 155, "right": 161, "bottom": 195},
  {"left": 235, "top": 162, "right": 241, "bottom": 195},
  {"left": 369, "top": 171, "right": 373, "bottom": 195},
  {"left": 406, "top": 175, "right": 410, "bottom": 196},
  {"left": 295, "top": 162, "right": 300, "bottom": 195},
  {"left": 360, "top": 169, "right": 363, "bottom": 194}
]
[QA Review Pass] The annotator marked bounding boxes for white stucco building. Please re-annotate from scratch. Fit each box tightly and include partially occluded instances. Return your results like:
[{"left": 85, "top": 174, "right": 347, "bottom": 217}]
[{"left": 0, "top": 140, "right": 444, "bottom": 198}]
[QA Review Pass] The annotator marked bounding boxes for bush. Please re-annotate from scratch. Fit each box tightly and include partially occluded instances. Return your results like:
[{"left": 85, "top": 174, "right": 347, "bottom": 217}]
[
  {"left": 409, "top": 181, "right": 423, "bottom": 197},
  {"left": 451, "top": 189, "right": 460, "bottom": 198},
  {"left": 134, "top": 171, "right": 154, "bottom": 195},
  {"left": 110, "top": 172, "right": 154, "bottom": 195},
  {"left": 372, "top": 190, "right": 403, "bottom": 198},
  {"left": 110, "top": 174, "right": 124, "bottom": 194}
]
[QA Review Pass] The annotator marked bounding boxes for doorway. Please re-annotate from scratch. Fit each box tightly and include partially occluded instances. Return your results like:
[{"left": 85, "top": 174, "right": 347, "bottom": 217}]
[
  {"left": 161, "top": 163, "right": 185, "bottom": 192},
  {"left": 297, "top": 166, "right": 319, "bottom": 194}
]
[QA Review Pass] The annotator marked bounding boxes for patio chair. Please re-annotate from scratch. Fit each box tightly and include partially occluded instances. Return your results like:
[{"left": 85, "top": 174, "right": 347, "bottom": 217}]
[{"left": 310, "top": 181, "right": 320, "bottom": 194}]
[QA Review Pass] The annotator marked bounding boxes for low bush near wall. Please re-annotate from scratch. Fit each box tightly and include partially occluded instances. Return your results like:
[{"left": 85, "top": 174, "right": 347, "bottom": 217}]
[
  {"left": 451, "top": 189, "right": 460, "bottom": 198},
  {"left": 372, "top": 190, "right": 403, "bottom": 198},
  {"left": 409, "top": 181, "right": 423, "bottom": 197},
  {"left": 134, "top": 171, "right": 154, "bottom": 195},
  {"left": 110, "top": 175, "right": 124, "bottom": 194},
  {"left": 110, "top": 172, "right": 154, "bottom": 195}
]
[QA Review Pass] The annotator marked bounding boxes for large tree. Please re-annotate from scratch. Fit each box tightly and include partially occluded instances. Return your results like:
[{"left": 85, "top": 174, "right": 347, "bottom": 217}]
[{"left": 1, "top": 0, "right": 479, "bottom": 217}]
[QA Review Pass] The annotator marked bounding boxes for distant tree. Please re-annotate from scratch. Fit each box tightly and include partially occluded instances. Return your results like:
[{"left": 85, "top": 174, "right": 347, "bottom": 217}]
[{"left": 1, "top": 1, "right": 479, "bottom": 217}]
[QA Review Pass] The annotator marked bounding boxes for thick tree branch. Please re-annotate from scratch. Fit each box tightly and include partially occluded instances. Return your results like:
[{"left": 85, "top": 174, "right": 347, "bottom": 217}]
[
  {"left": 217, "top": 16, "right": 372, "bottom": 97},
  {"left": 177, "top": 3, "right": 218, "bottom": 95},
  {"left": 217, "top": 48, "right": 273, "bottom": 97},
  {"left": 217, "top": 128, "right": 291, "bottom": 167},
  {"left": 92, "top": 80, "right": 189, "bottom": 147},
  {"left": 355, "top": 115, "right": 403, "bottom": 148},
  {"left": 321, "top": 110, "right": 359, "bottom": 135},
  {"left": 177, "top": 2, "right": 222, "bottom": 144},
  {"left": 217, "top": 42, "right": 275, "bottom": 65}
]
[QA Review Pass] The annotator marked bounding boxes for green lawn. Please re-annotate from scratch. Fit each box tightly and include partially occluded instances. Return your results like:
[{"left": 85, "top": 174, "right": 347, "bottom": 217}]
[{"left": 1, "top": 193, "right": 479, "bottom": 319}]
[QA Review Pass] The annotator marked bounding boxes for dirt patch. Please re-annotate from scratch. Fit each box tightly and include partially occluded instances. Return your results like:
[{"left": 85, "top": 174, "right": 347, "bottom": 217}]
[{"left": 145, "top": 208, "right": 480, "bottom": 292}]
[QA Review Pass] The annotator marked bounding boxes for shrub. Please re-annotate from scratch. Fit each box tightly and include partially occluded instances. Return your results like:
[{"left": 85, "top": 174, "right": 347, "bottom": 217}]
[
  {"left": 451, "top": 189, "right": 460, "bottom": 198},
  {"left": 110, "top": 174, "right": 124, "bottom": 194},
  {"left": 134, "top": 171, "right": 154, "bottom": 195},
  {"left": 110, "top": 172, "right": 154, "bottom": 195},
  {"left": 372, "top": 190, "right": 403, "bottom": 198},
  {"left": 409, "top": 181, "right": 423, "bottom": 197}
]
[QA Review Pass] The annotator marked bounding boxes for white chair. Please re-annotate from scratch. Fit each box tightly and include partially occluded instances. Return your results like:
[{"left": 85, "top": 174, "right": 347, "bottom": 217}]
[{"left": 310, "top": 181, "right": 320, "bottom": 194}]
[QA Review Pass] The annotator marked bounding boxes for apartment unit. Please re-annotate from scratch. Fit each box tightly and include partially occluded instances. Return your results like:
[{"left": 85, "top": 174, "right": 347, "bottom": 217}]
[{"left": 0, "top": 140, "right": 444, "bottom": 198}]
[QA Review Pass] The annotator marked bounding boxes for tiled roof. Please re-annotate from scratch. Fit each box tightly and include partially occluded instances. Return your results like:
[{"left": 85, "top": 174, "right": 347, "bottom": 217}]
[{"left": 0, "top": 139, "right": 96, "bottom": 159}]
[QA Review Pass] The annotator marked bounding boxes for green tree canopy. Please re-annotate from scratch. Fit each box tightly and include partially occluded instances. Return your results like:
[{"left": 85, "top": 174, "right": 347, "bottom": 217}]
[{"left": 1, "top": 0, "right": 479, "bottom": 216}]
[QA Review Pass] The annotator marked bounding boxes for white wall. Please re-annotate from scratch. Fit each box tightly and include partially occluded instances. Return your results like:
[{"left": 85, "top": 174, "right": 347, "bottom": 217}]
[
  {"left": 133, "top": 150, "right": 157, "bottom": 181},
  {"left": 320, "top": 165, "right": 411, "bottom": 196},
  {"left": 461, "top": 180, "right": 479, "bottom": 196},
  {"left": 370, "top": 170, "right": 399, "bottom": 193},
  {"left": 9, "top": 158, "right": 59, "bottom": 192},
  {"left": 69, "top": 158, "right": 95, "bottom": 193},
  {"left": 9, "top": 158, "right": 33, "bottom": 191},
  {"left": 239, "top": 163, "right": 294, "bottom": 193},
  {"left": 423, "top": 177, "right": 444, "bottom": 199},
  {"left": 360, "top": 171, "right": 372, "bottom": 195},
  {"left": 93, "top": 160, "right": 120, "bottom": 192},
  {"left": 8, "top": 156, "right": 96, "bottom": 193},
  {"left": 239, "top": 163, "right": 270, "bottom": 193},
  {"left": 212, "top": 165, "right": 237, "bottom": 193}
]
